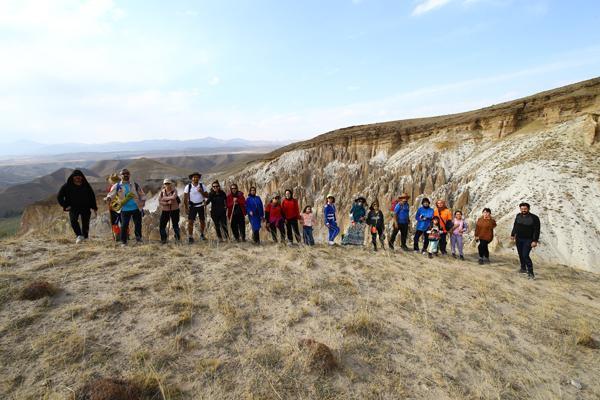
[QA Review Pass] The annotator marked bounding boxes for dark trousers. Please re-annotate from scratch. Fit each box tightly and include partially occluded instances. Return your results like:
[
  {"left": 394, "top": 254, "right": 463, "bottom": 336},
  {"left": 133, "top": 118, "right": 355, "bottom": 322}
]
[
  {"left": 478, "top": 239, "right": 490, "bottom": 259},
  {"left": 230, "top": 214, "right": 246, "bottom": 241},
  {"left": 286, "top": 219, "right": 301, "bottom": 243},
  {"left": 159, "top": 210, "right": 180, "bottom": 242},
  {"left": 371, "top": 227, "right": 384, "bottom": 248},
  {"left": 270, "top": 220, "right": 286, "bottom": 242},
  {"left": 251, "top": 229, "right": 260, "bottom": 244},
  {"left": 414, "top": 230, "right": 429, "bottom": 251},
  {"left": 303, "top": 226, "right": 315, "bottom": 245},
  {"left": 121, "top": 209, "right": 142, "bottom": 244},
  {"left": 516, "top": 239, "right": 534, "bottom": 274},
  {"left": 212, "top": 213, "right": 229, "bottom": 240},
  {"left": 69, "top": 208, "right": 91, "bottom": 238},
  {"left": 390, "top": 223, "right": 409, "bottom": 247},
  {"left": 439, "top": 232, "right": 448, "bottom": 254}
]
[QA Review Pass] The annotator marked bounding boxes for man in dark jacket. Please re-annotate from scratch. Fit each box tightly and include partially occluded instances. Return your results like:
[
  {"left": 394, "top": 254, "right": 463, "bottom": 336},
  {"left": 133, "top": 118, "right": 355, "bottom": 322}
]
[
  {"left": 206, "top": 180, "right": 229, "bottom": 241},
  {"left": 57, "top": 169, "right": 98, "bottom": 243},
  {"left": 510, "top": 202, "right": 541, "bottom": 279}
]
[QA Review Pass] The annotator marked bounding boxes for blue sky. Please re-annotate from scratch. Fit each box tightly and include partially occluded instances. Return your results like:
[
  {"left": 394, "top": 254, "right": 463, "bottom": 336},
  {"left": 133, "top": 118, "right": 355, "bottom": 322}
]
[{"left": 0, "top": 0, "right": 599, "bottom": 144}]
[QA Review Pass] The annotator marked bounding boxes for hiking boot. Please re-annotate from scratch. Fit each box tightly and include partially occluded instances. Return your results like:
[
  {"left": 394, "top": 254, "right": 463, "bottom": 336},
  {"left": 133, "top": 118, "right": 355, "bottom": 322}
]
[
  {"left": 528, "top": 273, "right": 535, "bottom": 280},
  {"left": 484, "top": 257, "right": 490, "bottom": 264},
  {"left": 401, "top": 245, "right": 409, "bottom": 251},
  {"left": 75, "top": 235, "right": 84, "bottom": 244},
  {"left": 188, "top": 237, "right": 194, "bottom": 244},
  {"left": 452, "top": 253, "right": 457, "bottom": 259},
  {"left": 518, "top": 268, "right": 527, "bottom": 274},
  {"left": 428, "top": 253, "right": 433, "bottom": 259},
  {"left": 478, "top": 258, "right": 484, "bottom": 265},
  {"left": 459, "top": 255, "right": 464, "bottom": 260},
  {"left": 160, "top": 239, "right": 167, "bottom": 245}
]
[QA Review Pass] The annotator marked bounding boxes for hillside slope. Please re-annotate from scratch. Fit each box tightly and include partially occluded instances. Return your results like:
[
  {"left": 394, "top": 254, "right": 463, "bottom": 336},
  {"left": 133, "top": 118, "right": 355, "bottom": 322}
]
[
  {"left": 229, "top": 78, "right": 600, "bottom": 272},
  {"left": 0, "top": 237, "right": 599, "bottom": 399}
]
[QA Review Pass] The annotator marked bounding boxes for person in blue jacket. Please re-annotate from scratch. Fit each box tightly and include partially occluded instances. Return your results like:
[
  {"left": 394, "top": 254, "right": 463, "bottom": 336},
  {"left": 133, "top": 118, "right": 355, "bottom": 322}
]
[
  {"left": 324, "top": 194, "right": 339, "bottom": 245},
  {"left": 245, "top": 186, "right": 264, "bottom": 244},
  {"left": 414, "top": 197, "right": 434, "bottom": 253},
  {"left": 388, "top": 193, "right": 410, "bottom": 251}
]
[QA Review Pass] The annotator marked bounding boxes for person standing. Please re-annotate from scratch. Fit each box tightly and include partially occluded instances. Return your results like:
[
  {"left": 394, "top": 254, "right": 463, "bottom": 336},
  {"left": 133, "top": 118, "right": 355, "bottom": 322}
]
[
  {"left": 206, "top": 180, "right": 229, "bottom": 241},
  {"left": 183, "top": 172, "right": 209, "bottom": 243},
  {"left": 324, "top": 195, "right": 339, "bottom": 245},
  {"left": 389, "top": 193, "right": 410, "bottom": 251},
  {"left": 414, "top": 198, "right": 434, "bottom": 254},
  {"left": 450, "top": 210, "right": 468, "bottom": 260},
  {"left": 366, "top": 202, "right": 385, "bottom": 251},
  {"left": 434, "top": 199, "right": 453, "bottom": 255},
  {"left": 245, "top": 186, "right": 264, "bottom": 244},
  {"left": 510, "top": 202, "right": 541, "bottom": 279},
  {"left": 105, "top": 168, "right": 146, "bottom": 246},
  {"left": 281, "top": 189, "right": 301, "bottom": 244},
  {"left": 57, "top": 169, "right": 98, "bottom": 244},
  {"left": 426, "top": 217, "right": 442, "bottom": 258},
  {"left": 158, "top": 179, "right": 181, "bottom": 244},
  {"left": 265, "top": 196, "right": 286, "bottom": 242},
  {"left": 342, "top": 197, "right": 367, "bottom": 245},
  {"left": 474, "top": 208, "right": 497, "bottom": 265},
  {"left": 226, "top": 183, "right": 246, "bottom": 242},
  {"left": 300, "top": 205, "right": 316, "bottom": 245}
]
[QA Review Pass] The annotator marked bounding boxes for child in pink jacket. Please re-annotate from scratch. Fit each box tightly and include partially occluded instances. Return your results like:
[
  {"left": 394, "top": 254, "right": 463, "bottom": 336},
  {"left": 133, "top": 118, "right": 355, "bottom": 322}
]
[{"left": 300, "top": 205, "right": 316, "bottom": 245}]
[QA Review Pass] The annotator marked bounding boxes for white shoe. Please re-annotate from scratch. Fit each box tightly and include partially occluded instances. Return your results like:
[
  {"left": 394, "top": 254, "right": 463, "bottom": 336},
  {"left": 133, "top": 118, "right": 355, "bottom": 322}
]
[
  {"left": 75, "top": 236, "right": 84, "bottom": 244},
  {"left": 328, "top": 241, "right": 334, "bottom": 246}
]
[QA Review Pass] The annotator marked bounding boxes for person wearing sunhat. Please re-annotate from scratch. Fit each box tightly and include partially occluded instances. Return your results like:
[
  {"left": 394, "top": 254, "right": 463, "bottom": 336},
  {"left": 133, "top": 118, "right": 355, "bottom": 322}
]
[
  {"left": 57, "top": 169, "right": 98, "bottom": 244},
  {"left": 183, "top": 172, "right": 209, "bottom": 243},
  {"left": 324, "top": 194, "right": 339, "bottom": 245},
  {"left": 158, "top": 178, "right": 181, "bottom": 244},
  {"left": 105, "top": 168, "right": 146, "bottom": 245},
  {"left": 342, "top": 196, "right": 367, "bottom": 245},
  {"left": 389, "top": 193, "right": 411, "bottom": 251}
]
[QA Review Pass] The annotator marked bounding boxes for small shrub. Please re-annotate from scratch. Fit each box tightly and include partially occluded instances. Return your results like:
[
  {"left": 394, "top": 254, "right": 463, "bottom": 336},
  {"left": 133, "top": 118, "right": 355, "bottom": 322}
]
[
  {"left": 19, "top": 281, "right": 58, "bottom": 301},
  {"left": 298, "top": 338, "right": 337, "bottom": 374}
]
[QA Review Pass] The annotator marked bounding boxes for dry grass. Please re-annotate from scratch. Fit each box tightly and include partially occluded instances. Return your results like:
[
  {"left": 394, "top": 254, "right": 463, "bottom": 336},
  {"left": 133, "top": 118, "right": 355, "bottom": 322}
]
[
  {"left": 1, "top": 236, "right": 599, "bottom": 399},
  {"left": 19, "top": 280, "right": 59, "bottom": 300}
]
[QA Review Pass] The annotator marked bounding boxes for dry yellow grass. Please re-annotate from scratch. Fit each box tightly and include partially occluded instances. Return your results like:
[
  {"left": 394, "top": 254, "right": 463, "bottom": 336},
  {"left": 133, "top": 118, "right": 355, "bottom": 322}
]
[{"left": 0, "top": 236, "right": 599, "bottom": 399}]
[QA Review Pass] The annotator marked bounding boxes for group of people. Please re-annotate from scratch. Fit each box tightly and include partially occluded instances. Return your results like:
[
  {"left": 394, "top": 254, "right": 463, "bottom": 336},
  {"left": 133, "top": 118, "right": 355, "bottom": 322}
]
[{"left": 57, "top": 168, "right": 542, "bottom": 279}]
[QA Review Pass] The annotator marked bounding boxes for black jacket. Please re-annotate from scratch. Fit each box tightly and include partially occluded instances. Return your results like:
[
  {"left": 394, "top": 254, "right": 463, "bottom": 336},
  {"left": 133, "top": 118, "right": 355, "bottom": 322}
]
[
  {"left": 207, "top": 190, "right": 227, "bottom": 217},
  {"left": 367, "top": 210, "right": 385, "bottom": 232},
  {"left": 57, "top": 170, "right": 97, "bottom": 211},
  {"left": 511, "top": 212, "right": 541, "bottom": 241}
]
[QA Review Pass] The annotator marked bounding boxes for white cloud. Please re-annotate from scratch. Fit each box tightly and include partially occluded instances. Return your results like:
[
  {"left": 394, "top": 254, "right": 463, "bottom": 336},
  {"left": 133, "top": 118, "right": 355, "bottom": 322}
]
[
  {"left": 412, "top": 0, "right": 453, "bottom": 16},
  {"left": 208, "top": 76, "right": 221, "bottom": 86}
]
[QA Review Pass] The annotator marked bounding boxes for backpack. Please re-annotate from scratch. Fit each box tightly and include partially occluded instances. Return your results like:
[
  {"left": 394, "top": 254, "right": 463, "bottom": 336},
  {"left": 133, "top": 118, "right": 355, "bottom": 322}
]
[{"left": 160, "top": 189, "right": 181, "bottom": 204}]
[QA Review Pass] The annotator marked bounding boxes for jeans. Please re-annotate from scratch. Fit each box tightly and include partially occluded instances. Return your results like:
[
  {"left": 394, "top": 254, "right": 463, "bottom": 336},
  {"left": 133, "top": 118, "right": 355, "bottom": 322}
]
[
  {"left": 286, "top": 219, "right": 301, "bottom": 243},
  {"left": 516, "top": 238, "right": 534, "bottom": 274},
  {"left": 413, "top": 230, "right": 429, "bottom": 251},
  {"left": 303, "top": 226, "right": 315, "bottom": 245},
  {"left": 270, "top": 219, "right": 286, "bottom": 242},
  {"left": 389, "top": 223, "right": 409, "bottom": 248},
  {"left": 159, "top": 210, "right": 180, "bottom": 242},
  {"left": 69, "top": 208, "right": 91, "bottom": 238},
  {"left": 251, "top": 229, "right": 260, "bottom": 244},
  {"left": 121, "top": 209, "right": 142, "bottom": 244},
  {"left": 478, "top": 239, "right": 490, "bottom": 259},
  {"left": 450, "top": 234, "right": 464, "bottom": 256},
  {"left": 230, "top": 214, "right": 246, "bottom": 241},
  {"left": 212, "top": 213, "right": 229, "bottom": 240},
  {"left": 327, "top": 222, "right": 340, "bottom": 242}
]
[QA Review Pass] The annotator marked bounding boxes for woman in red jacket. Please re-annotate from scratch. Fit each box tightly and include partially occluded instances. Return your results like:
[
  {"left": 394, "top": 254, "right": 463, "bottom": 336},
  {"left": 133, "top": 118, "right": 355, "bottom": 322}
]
[
  {"left": 265, "top": 195, "right": 286, "bottom": 242},
  {"left": 226, "top": 183, "right": 246, "bottom": 242},
  {"left": 281, "top": 189, "right": 301, "bottom": 244}
]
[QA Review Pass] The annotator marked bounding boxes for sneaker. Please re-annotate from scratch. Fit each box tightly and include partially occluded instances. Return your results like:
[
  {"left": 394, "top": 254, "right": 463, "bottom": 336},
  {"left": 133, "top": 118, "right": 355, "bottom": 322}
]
[
  {"left": 421, "top": 251, "right": 426, "bottom": 255},
  {"left": 160, "top": 240, "right": 167, "bottom": 245},
  {"left": 401, "top": 245, "right": 409, "bottom": 251},
  {"left": 527, "top": 274, "right": 535, "bottom": 280},
  {"left": 75, "top": 235, "right": 84, "bottom": 244},
  {"left": 459, "top": 255, "right": 464, "bottom": 261},
  {"left": 414, "top": 249, "right": 420, "bottom": 253},
  {"left": 135, "top": 238, "right": 143, "bottom": 244},
  {"left": 478, "top": 258, "right": 484, "bottom": 265},
  {"left": 518, "top": 268, "right": 527, "bottom": 274},
  {"left": 428, "top": 253, "right": 433, "bottom": 258},
  {"left": 328, "top": 241, "right": 334, "bottom": 246},
  {"left": 188, "top": 237, "right": 194, "bottom": 244},
  {"left": 120, "top": 242, "right": 127, "bottom": 247},
  {"left": 452, "top": 253, "right": 457, "bottom": 259},
  {"left": 484, "top": 257, "right": 490, "bottom": 264}
]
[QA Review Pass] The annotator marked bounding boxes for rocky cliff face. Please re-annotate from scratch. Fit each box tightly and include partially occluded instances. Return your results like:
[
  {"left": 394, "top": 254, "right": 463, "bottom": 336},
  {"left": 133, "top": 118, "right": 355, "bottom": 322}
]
[{"left": 226, "top": 78, "right": 600, "bottom": 271}]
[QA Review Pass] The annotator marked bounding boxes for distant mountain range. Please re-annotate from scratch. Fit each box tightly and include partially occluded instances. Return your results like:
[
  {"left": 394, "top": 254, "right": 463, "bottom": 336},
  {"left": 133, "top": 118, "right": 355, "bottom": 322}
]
[{"left": 0, "top": 137, "right": 289, "bottom": 158}]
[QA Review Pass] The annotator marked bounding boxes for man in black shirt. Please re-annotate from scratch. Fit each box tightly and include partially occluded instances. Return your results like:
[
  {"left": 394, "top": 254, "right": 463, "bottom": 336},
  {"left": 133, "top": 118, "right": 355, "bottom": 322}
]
[
  {"left": 510, "top": 202, "right": 541, "bottom": 279},
  {"left": 57, "top": 169, "right": 97, "bottom": 243}
]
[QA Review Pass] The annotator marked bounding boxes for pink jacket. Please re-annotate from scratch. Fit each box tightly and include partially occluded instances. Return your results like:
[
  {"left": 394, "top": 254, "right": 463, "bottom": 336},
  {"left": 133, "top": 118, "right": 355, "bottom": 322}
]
[
  {"left": 159, "top": 189, "right": 180, "bottom": 211},
  {"left": 300, "top": 212, "right": 316, "bottom": 227}
]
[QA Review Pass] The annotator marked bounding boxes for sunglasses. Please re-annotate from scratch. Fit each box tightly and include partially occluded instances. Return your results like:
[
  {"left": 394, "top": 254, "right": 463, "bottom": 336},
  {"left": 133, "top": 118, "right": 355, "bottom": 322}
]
[
  {"left": 230, "top": 187, "right": 237, "bottom": 190},
  {"left": 212, "top": 185, "right": 219, "bottom": 188}
]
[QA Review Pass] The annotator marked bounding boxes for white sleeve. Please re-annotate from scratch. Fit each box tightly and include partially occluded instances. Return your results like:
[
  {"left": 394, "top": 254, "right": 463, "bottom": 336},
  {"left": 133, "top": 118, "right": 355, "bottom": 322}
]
[{"left": 183, "top": 184, "right": 190, "bottom": 194}]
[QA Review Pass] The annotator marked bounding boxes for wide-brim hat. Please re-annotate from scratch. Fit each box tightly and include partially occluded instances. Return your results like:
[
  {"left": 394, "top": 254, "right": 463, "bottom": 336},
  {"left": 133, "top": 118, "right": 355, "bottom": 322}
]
[
  {"left": 398, "top": 193, "right": 410, "bottom": 200},
  {"left": 326, "top": 194, "right": 335, "bottom": 201},
  {"left": 354, "top": 196, "right": 367, "bottom": 203},
  {"left": 163, "top": 178, "right": 173, "bottom": 185},
  {"left": 188, "top": 172, "right": 201, "bottom": 179}
]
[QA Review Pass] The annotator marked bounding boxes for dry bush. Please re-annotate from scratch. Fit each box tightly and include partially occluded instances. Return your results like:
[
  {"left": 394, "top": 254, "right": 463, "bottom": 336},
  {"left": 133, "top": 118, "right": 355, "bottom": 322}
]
[
  {"left": 19, "top": 281, "right": 58, "bottom": 301},
  {"left": 576, "top": 322, "right": 600, "bottom": 349},
  {"left": 297, "top": 338, "right": 337, "bottom": 374},
  {"left": 76, "top": 377, "right": 142, "bottom": 400},
  {"left": 342, "top": 309, "right": 383, "bottom": 338}
]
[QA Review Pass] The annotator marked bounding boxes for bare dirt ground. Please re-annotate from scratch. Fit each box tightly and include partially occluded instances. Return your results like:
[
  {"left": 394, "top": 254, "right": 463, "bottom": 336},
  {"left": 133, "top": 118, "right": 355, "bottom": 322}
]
[{"left": 1, "top": 234, "right": 599, "bottom": 399}]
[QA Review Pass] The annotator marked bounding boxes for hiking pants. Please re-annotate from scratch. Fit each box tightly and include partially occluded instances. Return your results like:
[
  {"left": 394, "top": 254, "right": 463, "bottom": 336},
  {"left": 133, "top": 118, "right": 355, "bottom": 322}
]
[
  {"left": 159, "top": 210, "right": 180, "bottom": 242},
  {"left": 69, "top": 208, "right": 91, "bottom": 238},
  {"left": 212, "top": 213, "right": 229, "bottom": 240},
  {"left": 286, "top": 219, "right": 301, "bottom": 243},
  {"left": 303, "top": 226, "right": 315, "bottom": 245},
  {"left": 327, "top": 222, "right": 340, "bottom": 242},
  {"left": 413, "top": 230, "right": 429, "bottom": 251},
  {"left": 516, "top": 238, "right": 534, "bottom": 274},
  {"left": 390, "top": 223, "right": 409, "bottom": 248},
  {"left": 230, "top": 214, "right": 246, "bottom": 241},
  {"left": 121, "top": 209, "right": 142, "bottom": 244},
  {"left": 478, "top": 239, "right": 490, "bottom": 259},
  {"left": 270, "top": 220, "right": 286, "bottom": 242},
  {"left": 439, "top": 232, "right": 448, "bottom": 254},
  {"left": 371, "top": 227, "right": 385, "bottom": 249},
  {"left": 251, "top": 229, "right": 260, "bottom": 244},
  {"left": 450, "top": 234, "right": 464, "bottom": 256}
]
